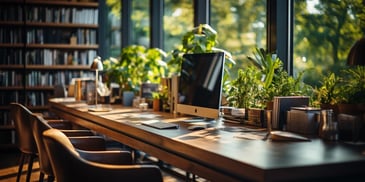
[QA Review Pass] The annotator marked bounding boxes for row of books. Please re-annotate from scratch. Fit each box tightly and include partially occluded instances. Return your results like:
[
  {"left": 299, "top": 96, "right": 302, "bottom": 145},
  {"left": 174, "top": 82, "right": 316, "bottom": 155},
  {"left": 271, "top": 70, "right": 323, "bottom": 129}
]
[
  {"left": 0, "top": 91, "right": 21, "bottom": 106},
  {"left": 1, "top": 28, "right": 97, "bottom": 45},
  {"left": 25, "top": 49, "right": 97, "bottom": 65},
  {"left": 0, "top": 28, "right": 23, "bottom": 44},
  {"left": 76, "top": 29, "right": 97, "bottom": 45},
  {"left": 0, "top": 5, "right": 23, "bottom": 21},
  {"left": 26, "top": 7, "right": 98, "bottom": 25},
  {"left": 0, "top": 71, "right": 23, "bottom": 87},
  {"left": 26, "top": 28, "right": 68, "bottom": 44},
  {"left": 0, "top": 49, "right": 24, "bottom": 65},
  {"left": 26, "top": 70, "right": 94, "bottom": 87},
  {"left": 0, "top": 111, "right": 12, "bottom": 126},
  {"left": 26, "top": 28, "right": 96, "bottom": 44},
  {"left": 1, "top": 6, "right": 98, "bottom": 25},
  {"left": 0, "top": 49, "right": 97, "bottom": 66},
  {"left": 26, "top": 91, "right": 52, "bottom": 107}
]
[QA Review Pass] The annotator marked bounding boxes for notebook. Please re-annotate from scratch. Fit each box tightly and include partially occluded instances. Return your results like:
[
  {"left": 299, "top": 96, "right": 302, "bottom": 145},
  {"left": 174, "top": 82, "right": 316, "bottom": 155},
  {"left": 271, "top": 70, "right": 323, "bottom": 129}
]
[
  {"left": 267, "top": 111, "right": 310, "bottom": 142},
  {"left": 141, "top": 120, "right": 179, "bottom": 129}
]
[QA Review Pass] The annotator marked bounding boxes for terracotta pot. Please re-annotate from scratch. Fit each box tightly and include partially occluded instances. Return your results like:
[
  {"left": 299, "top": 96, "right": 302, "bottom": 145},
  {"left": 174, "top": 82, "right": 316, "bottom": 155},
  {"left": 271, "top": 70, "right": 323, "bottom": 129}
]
[
  {"left": 320, "top": 103, "right": 339, "bottom": 116},
  {"left": 338, "top": 103, "right": 364, "bottom": 115},
  {"left": 266, "top": 101, "right": 274, "bottom": 110},
  {"left": 153, "top": 99, "right": 160, "bottom": 112}
]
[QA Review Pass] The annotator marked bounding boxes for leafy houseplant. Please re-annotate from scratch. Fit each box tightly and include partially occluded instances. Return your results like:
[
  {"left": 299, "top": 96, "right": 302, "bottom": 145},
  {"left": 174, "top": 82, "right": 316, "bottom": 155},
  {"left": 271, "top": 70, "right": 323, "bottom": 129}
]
[
  {"left": 226, "top": 47, "right": 313, "bottom": 126},
  {"left": 313, "top": 73, "right": 341, "bottom": 113},
  {"left": 338, "top": 66, "right": 365, "bottom": 104},
  {"left": 226, "top": 67, "right": 262, "bottom": 109},
  {"left": 167, "top": 24, "right": 235, "bottom": 94},
  {"left": 103, "top": 45, "right": 167, "bottom": 94},
  {"left": 336, "top": 66, "right": 365, "bottom": 114}
]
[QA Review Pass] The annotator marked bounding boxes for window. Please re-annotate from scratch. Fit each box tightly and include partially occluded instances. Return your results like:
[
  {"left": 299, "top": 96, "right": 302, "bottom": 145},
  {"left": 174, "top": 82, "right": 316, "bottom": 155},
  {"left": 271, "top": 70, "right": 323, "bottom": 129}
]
[
  {"left": 293, "top": 0, "right": 365, "bottom": 87},
  {"left": 211, "top": 0, "right": 267, "bottom": 78},
  {"left": 106, "top": 0, "right": 122, "bottom": 58},
  {"left": 132, "top": 0, "right": 150, "bottom": 47},
  {"left": 163, "top": 0, "right": 193, "bottom": 50}
]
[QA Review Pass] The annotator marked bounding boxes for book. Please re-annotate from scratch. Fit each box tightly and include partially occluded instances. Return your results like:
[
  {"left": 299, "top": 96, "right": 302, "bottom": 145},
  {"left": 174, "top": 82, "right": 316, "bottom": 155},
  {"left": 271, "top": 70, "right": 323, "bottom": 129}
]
[{"left": 272, "top": 96, "right": 310, "bottom": 130}]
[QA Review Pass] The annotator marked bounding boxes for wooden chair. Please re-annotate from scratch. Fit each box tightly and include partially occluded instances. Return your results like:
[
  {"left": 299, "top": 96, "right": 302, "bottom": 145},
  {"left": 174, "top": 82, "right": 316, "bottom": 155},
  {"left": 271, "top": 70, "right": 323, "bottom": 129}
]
[
  {"left": 10, "top": 102, "right": 96, "bottom": 182},
  {"left": 31, "top": 113, "right": 123, "bottom": 182},
  {"left": 10, "top": 103, "right": 37, "bottom": 182},
  {"left": 42, "top": 128, "right": 163, "bottom": 182}
]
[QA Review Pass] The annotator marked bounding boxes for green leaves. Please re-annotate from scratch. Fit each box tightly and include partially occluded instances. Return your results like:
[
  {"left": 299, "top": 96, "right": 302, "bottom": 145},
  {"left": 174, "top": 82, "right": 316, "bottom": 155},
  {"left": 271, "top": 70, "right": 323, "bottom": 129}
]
[
  {"left": 103, "top": 45, "right": 167, "bottom": 93},
  {"left": 339, "top": 66, "right": 365, "bottom": 104},
  {"left": 227, "top": 67, "right": 262, "bottom": 108},
  {"left": 181, "top": 24, "right": 218, "bottom": 54},
  {"left": 314, "top": 66, "right": 365, "bottom": 105},
  {"left": 227, "top": 47, "right": 313, "bottom": 109}
]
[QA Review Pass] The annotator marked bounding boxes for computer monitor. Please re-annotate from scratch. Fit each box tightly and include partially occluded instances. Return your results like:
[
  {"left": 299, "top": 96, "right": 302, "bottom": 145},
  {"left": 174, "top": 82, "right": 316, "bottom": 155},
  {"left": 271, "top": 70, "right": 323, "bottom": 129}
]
[{"left": 176, "top": 52, "right": 225, "bottom": 119}]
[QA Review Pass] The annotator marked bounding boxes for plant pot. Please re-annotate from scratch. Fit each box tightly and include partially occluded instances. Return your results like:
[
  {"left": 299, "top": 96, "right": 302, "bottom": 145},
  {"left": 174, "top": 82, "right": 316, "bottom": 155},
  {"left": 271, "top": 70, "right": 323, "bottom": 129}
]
[
  {"left": 266, "top": 101, "right": 274, "bottom": 110},
  {"left": 338, "top": 103, "right": 363, "bottom": 115},
  {"left": 247, "top": 108, "right": 264, "bottom": 127},
  {"left": 153, "top": 99, "right": 160, "bottom": 112},
  {"left": 320, "top": 103, "right": 339, "bottom": 117},
  {"left": 122, "top": 91, "right": 134, "bottom": 106}
]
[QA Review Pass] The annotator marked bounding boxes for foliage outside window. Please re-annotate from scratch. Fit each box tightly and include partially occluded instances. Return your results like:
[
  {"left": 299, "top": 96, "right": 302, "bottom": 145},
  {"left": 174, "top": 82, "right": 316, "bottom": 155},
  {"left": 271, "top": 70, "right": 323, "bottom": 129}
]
[
  {"left": 132, "top": 0, "right": 150, "bottom": 47},
  {"left": 293, "top": 0, "right": 365, "bottom": 87},
  {"left": 211, "top": 0, "right": 267, "bottom": 79},
  {"left": 164, "top": 0, "right": 193, "bottom": 51}
]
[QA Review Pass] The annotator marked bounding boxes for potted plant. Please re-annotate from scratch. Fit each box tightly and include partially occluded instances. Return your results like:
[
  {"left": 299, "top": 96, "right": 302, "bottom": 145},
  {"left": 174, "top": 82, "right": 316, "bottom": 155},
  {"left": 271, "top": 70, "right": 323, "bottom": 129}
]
[
  {"left": 337, "top": 66, "right": 365, "bottom": 115},
  {"left": 226, "top": 67, "right": 262, "bottom": 109},
  {"left": 103, "top": 45, "right": 168, "bottom": 106},
  {"left": 166, "top": 24, "right": 235, "bottom": 93},
  {"left": 247, "top": 47, "right": 282, "bottom": 109},
  {"left": 247, "top": 48, "right": 313, "bottom": 108},
  {"left": 226, "top": 66, "right": 262, "bottom": 121},
  {"left": 313, "top": 72, "right": 341, "bottom": 114},
  {"left": 226, "top": 47, "right": 313, "bottom": 126}
]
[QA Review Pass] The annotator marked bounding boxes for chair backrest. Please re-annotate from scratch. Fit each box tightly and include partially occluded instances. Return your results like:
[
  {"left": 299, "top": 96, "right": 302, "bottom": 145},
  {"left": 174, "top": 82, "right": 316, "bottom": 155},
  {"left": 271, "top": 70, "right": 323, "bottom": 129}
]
[
  {"left": 10, "top": 103, "right": 37, "bottom": 155},
  {"left": 43, "top": 128, "right": 163, "bottom": 182},
  {"left": 30, "top": 113, "right": 54, "bottom": 176}
]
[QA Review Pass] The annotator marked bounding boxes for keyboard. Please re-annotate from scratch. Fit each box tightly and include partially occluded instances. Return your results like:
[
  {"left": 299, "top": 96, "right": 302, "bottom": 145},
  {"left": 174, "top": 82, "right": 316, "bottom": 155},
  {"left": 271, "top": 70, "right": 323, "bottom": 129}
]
[{"left": 141, "top": 120, "right": 179, "bottom": 129}]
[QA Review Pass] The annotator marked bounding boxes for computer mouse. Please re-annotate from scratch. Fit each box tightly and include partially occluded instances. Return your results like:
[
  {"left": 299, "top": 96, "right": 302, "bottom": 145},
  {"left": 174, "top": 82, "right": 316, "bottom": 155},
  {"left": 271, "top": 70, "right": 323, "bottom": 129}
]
[{"left": 187, "top": 125, "right": 206, "bottom": 131}]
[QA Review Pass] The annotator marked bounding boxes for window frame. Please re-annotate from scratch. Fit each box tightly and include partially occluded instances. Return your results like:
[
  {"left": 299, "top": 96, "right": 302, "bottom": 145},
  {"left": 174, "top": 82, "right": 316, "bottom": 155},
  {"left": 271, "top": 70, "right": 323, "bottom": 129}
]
[{"left": 102, "top": 0, "right": 291, "bottom": 74}]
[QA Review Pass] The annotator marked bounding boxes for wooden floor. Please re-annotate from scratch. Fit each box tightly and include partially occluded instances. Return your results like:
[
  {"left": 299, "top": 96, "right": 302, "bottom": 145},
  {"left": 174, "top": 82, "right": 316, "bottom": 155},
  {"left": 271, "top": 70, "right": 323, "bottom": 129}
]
[{"left": 0, "top": 148, "right": 189, "bottom": 182}]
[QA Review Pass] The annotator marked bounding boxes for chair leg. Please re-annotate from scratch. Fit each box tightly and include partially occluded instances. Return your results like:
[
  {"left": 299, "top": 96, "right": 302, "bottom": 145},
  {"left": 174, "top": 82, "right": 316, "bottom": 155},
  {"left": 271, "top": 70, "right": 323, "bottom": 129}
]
[
  {"left": 25, "top": 154, "right": 36, "bottom": 182},
  {"left": 48, "top": 175, "right": 55, "bottom": 182},
  {"left": 16, "top": 153, "right": 26, "bottom": 182},
  {"left": 39, "top": 172, "right": 45, "bottom": 182}
]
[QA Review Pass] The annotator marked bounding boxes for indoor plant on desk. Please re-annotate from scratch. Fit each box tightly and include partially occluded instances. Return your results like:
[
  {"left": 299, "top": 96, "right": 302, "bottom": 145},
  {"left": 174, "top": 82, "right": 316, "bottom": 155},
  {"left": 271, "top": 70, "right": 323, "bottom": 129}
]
[
  {"left": 313, "top": 72, "right": 341, "bottom": 114},
  {"left": 103, "top": 45, "right": 168, "bottom": 106},
  {"left": 247, "top": 48, "right": 313, "bottom": 109},
  {"left": 166, "top": 24, "right": 235, "bottom": 85},
  {"left": 336, "top": 65, "right": 365, "bottom": 115},
  {"left": 226, "top": 48, "right": 313, "bottom": 126}
]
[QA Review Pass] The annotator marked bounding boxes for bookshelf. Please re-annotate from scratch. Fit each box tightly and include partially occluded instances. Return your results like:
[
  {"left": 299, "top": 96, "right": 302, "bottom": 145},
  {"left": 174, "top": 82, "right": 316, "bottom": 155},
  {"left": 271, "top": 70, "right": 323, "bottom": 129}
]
[{"left": 0, "top": 0, "right": 99, "bottom": 149}]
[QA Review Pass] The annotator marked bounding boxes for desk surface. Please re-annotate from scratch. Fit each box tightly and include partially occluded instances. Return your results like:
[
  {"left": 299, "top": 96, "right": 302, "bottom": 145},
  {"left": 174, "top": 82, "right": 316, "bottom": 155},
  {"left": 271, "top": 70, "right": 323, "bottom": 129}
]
[{"left": 49, "top": 98, "right": 365, "bottom": 182}]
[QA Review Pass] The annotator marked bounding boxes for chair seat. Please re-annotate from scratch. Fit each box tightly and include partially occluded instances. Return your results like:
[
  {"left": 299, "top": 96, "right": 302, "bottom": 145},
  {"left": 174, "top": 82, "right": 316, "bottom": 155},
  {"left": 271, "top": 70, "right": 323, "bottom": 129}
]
[{"left": 43, "top": 128, "right": 163, "bottom": 182}]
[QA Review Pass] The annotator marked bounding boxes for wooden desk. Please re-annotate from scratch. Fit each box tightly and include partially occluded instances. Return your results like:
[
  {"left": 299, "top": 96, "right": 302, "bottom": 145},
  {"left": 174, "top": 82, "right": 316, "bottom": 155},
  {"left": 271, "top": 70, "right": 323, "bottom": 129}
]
[{"left": 49, "top": 98, "right": 365, "bottom": 182}]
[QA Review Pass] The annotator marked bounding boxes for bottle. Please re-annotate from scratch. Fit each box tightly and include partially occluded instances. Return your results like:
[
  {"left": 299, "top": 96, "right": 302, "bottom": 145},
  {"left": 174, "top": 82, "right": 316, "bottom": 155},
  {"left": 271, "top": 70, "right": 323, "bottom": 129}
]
[{"left": 320, "top": 109, "right": 339, "bottom": 141}]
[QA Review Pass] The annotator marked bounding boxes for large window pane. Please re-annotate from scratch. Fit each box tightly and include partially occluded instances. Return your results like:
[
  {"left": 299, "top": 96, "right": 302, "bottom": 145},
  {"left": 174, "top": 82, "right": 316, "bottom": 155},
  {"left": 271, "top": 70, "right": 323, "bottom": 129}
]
[
  {"left": 163, "top": 0, "right": 193, "bottom": 51},
  {"left": 105, "top": 0, "right": 122, "bottom": 58},
  {"left": 132, "top": 0, "right": 150, "bottom": 47},
  {"left": 293, "top": 0, "right": 365, "bottom": 87},
  {"left": 211, "top": 0, "right": 267, "bottom": 79}
]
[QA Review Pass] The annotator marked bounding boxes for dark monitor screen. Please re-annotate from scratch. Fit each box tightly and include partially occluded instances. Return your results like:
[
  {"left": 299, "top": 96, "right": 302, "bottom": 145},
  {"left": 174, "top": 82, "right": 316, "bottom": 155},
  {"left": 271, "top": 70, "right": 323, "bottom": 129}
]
[{"left": 177, "top": 52, "right": 225, "bottom": 119}]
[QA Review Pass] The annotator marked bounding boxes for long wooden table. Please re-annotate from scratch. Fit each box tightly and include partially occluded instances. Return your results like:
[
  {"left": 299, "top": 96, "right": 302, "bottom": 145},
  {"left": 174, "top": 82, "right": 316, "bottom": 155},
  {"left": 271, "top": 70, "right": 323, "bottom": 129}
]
[{"left": 49, "top": 98, "right": 365, "bottom": 182}]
